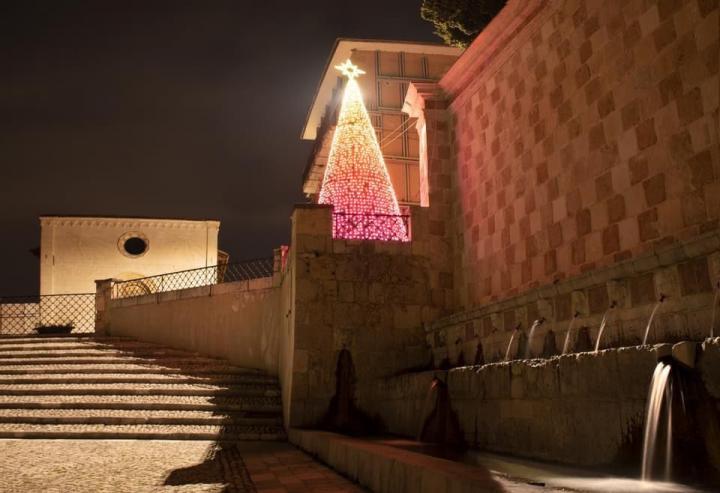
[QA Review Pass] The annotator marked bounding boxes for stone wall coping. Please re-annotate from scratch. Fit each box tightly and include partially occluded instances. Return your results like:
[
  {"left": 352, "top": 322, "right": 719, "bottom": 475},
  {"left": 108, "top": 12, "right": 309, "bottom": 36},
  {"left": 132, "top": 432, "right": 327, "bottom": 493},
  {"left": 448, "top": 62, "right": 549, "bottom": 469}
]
[
  {"left": 107, "top": 277, "right": 275, "bottom": 309},
  {"left": 40, "top": 216, "right": 220, "bottom": 229},
  {"left": 289, "top": 429, "right": 507, "bottom": 492},
  {"left": 439, "top": 0, "right": 547, "bottom": 102},
  {"left": 429, "top": 230, "right": 720, "bottom": 332}
]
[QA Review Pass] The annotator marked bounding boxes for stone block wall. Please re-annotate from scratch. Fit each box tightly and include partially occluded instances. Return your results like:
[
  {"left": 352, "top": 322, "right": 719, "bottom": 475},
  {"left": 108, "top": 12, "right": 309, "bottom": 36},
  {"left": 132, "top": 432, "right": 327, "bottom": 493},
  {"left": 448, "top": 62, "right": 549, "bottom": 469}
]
[
  {"left": 426, "top": 231, "right": 719, "bottom": 368},
  {"left": 286, "top": 204, "right": 451, "bottom": 427},
  {"left": 364, "top": 339, "right": 720, "bottom": 467},
  {"left": 103, "top": 277, "right": 282, "bottom": 375},
  {"left": 436, "top": 0, "right": 719, "bottom": 309}
]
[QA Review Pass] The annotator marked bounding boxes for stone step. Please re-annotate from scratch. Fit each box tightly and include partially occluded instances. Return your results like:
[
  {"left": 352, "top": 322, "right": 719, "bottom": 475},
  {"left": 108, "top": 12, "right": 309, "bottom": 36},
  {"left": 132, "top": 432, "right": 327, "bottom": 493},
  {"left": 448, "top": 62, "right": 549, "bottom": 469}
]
[
  {"left": 0, "top": 363, "right": 268, "bottom": 376},
  {"left": 0, "top": 408, "right": 282, "bottom": 426},
  {"left": 0, "top": 382, "right": 280, "bottom": 397},
  {"left": 0, "top": 423, "right": 286, "bottom": 440},
  {"left": 0, "top": 335, "right": 285, "bottom": 442},
  {"left": 0, "top": 335, "right": 102, "bottom": 344},
  {"left": 0, "top": 356, "right": 234, "bottom": 366},
  {"left": 0, "top": 340, "right": 169, "bottom": 351},
  {"left": 0, "top": 394, "right": 282, "bottom": 412},
  {"left": 0, "top": 349, "right": 208, "bottom": 359},
  {"left": 0, "top": 372, "right": 277, "bottom": 386}
]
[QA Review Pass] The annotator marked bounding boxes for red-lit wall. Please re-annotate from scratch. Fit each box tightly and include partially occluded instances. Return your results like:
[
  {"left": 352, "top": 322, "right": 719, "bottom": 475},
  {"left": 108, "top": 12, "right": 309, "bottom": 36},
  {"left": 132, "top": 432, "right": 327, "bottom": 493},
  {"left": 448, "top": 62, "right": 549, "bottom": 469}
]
[{"left": 439, "top": 0, "right": 719, "bottom": 309}]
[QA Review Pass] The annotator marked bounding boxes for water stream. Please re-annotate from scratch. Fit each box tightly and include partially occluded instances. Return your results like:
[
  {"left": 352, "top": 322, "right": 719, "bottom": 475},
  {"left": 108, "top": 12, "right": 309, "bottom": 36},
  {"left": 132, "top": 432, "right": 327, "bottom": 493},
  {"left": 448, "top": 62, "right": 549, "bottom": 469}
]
[
  {"left": 505, "top": 329, "right": 518, "bottom": 361},
  {"left": 594, "top": 302, "right": 616, "bottom": 353},
  {"left": 711, "top": 287, "right": 719, "bottom": 338},
  {"left": 562, "top": 313, "right": 579, "bottom": 355},
  {"left": 643, "top": 296, "right": 665, "bottom": 345},
  {"left": 642, "top": 361, "right": 673, "bottom": 481},
  {"left": 524, "top": 318, "right": 543, "bottom": 359},
  {"left": 665, "top": 382, "right": 673, "bottom": 481}
]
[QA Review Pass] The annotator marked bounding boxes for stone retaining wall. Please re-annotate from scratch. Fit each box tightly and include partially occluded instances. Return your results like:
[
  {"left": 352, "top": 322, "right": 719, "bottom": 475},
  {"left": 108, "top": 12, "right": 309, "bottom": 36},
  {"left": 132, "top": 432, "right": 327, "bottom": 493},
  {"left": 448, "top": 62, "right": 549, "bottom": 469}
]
[
  {"left": 364, "top": 339, "right": 720, "bottom": 467},
  {"left": 103, "top": 278, "right": 282, "bottom": 375}
]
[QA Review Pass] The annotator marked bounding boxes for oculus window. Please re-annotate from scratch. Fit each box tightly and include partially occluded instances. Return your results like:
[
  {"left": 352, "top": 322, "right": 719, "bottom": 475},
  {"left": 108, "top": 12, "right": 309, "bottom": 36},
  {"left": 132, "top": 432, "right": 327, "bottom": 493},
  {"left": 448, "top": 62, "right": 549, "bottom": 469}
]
[{"left": 118, "top": 232, "right": 149, "bottom": 258}]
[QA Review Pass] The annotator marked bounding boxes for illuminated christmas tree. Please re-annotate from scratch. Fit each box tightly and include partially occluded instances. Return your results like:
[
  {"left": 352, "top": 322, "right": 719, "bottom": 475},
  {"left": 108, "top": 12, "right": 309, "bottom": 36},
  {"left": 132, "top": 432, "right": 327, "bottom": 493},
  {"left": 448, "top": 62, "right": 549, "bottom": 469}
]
[{"left": 318, "top": 59, "right": 409, "bottom": 242}]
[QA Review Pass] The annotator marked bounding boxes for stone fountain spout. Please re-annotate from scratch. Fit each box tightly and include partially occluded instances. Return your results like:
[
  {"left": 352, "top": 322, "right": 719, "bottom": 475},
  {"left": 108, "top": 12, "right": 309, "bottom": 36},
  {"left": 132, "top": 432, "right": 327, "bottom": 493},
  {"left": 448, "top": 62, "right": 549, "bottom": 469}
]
[
  {"left": 504, "top": 324, "right": 521, "bottom": 362},
  {"left": 643, "top": 294, "right": 667, "bottom": 345},
  {"left": 562, "top": 311, "right": 580, "bottom": 355},
  {"left": 594, "top": 301, "right": 617, "bottom": 353},
  {"left": 524, "top": 317, "right": 545, "bottom": 359}
]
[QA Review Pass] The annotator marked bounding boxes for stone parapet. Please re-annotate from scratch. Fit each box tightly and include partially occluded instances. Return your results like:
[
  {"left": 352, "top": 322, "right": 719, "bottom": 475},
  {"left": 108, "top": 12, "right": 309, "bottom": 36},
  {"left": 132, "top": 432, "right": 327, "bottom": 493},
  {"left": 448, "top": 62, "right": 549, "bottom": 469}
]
[
  {"left": 289, "top": 429, "right": 517, "bottom": 493},
  {"left": 93, "top": 278, "right": 116, "bottom": 336}
]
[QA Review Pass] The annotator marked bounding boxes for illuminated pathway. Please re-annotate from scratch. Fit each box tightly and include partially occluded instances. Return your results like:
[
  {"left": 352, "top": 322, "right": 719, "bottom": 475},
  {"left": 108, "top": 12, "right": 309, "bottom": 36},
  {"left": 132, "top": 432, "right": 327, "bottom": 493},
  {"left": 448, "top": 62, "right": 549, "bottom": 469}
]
[{"left": 0, "top": 439, "right": 365, "bottom": 492}]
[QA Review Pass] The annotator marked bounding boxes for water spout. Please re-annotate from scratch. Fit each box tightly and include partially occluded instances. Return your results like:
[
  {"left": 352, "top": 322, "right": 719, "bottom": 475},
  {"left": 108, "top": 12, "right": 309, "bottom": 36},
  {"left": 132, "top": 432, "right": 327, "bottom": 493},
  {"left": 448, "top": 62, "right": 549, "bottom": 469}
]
[
  {"left": 641, "top": 361, "right": 673, "bottom": 481},
  {"left": 505, "top": 327, "right": 519, "bottom": 362},
  {"left": 525, "top": 318, "right": 545, "bottom": 359},
  {"left": 643, "top": 295, "right": 666, "bottom": 345},
  {"left": 594, "top": 301, "right": 617, "bottom": 353},
  {"left": 562, "top": 312, "right": 580, "bottom": 355}
]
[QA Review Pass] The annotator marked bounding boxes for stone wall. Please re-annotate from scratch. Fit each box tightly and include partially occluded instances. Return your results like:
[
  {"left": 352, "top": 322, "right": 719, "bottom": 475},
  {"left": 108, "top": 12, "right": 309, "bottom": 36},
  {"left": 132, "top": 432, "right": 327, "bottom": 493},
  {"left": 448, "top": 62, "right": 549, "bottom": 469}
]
[
  {"left": 365, "top": 339, "right": 720, "bottom": 467},
  {"left": 426, "top": 232, "right": 720, "bottom": 368},
  {"left": 431, "top": 0, "right": 719, "bottom": 309},
  {"left": 104, "top": 278, "right": 282, "bottom": 375},
  {"left": 285, "top": 204, "right": 450, "bottom": 427}
]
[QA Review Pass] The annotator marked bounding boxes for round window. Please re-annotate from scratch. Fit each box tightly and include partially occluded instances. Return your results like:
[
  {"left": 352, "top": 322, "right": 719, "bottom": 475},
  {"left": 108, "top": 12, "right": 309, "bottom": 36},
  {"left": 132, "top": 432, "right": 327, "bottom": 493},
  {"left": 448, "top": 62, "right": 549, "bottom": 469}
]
[
  {"left": 123, "top": 237, "right": 147, "bottom": 256},
  {"left": 118, "top": 232, "right": 149, "bottom": 258}
]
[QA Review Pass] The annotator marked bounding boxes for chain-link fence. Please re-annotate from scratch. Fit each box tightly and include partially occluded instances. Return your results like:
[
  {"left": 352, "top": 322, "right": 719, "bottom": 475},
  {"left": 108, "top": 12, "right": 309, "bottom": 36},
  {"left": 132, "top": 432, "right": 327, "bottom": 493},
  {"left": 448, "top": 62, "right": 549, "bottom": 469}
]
[
  {"left": 112, "top": 258, "right": 275, "bottom": 300},
  {"left": 0, "top": 294, "right": 95, "bottom": 335}
]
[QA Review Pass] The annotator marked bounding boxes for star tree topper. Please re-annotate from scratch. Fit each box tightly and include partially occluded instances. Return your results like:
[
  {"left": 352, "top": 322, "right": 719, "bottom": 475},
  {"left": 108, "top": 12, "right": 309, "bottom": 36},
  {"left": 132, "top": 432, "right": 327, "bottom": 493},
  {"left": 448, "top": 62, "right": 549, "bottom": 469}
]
[{"left": 334, "top": 59, "right": 365, "bottom": 80}]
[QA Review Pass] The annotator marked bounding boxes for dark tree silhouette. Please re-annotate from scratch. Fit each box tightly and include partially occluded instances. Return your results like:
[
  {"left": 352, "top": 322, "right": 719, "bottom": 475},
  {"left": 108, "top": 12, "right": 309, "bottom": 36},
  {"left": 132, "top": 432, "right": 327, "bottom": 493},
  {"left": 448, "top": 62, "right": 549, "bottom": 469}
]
[{"left": 421, "top": 0, "right": 507, "bottom": 47}]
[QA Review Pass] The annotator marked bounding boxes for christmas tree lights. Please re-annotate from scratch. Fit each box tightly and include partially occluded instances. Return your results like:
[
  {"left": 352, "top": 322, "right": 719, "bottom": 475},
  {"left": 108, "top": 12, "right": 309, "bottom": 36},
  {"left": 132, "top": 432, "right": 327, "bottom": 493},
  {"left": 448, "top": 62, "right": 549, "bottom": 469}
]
[{"left": 318, "top": 59, "right": 409, "bottom": 242}]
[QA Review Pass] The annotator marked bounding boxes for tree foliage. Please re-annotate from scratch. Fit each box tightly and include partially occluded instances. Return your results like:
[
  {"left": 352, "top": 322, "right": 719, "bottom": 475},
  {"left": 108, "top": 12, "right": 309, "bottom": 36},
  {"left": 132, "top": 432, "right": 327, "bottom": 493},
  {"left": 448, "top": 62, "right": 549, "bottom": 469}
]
[{"left": 421, "top": 0, "right": 507, "bottom": 48}]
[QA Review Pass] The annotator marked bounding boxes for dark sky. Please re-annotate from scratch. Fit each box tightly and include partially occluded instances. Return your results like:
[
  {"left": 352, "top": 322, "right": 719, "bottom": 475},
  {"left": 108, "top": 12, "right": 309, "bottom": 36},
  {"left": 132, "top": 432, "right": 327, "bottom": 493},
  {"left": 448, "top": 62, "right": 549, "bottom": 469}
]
[{"left": 1, "top": 1, "right": 438, "bottom": 295}]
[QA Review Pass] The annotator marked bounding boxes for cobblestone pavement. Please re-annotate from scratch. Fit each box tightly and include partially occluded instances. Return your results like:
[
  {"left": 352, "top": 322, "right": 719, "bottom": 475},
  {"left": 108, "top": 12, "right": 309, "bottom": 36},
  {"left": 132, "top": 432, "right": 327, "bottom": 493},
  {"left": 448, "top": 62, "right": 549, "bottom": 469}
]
[{"left": 0, "top": 439, "right": 364, "bottom": 493}]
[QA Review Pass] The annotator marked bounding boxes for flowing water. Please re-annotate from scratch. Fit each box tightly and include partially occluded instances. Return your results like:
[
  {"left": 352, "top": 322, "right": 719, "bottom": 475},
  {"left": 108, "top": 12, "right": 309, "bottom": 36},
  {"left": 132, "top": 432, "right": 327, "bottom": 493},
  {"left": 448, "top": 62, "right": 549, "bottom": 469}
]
[
  {"left": 505, "top": 329, "right": 518, "bottom": 361},
  {"left": 416, "top": 378, "right": 438, "bottom": 440},
  {"left": 643, "top": 299, "right": 664, "bottom": 345},
  {"left": 711, "top": 289, "right": 719, "bottom": 338},
  {"left": 665, "top": 382, "right": 673, "bottom": 481},
  {"left": 642, "top": 362, "right": 673, "bottom": 481},
  {"left": 524, "top": 319, "right": 543, "bottom": 359},
  {"left": 594, "top": 305, "right": 615, "bottom": 353},
  {"left": 562, "top": 315, "right": 578, "bottom": 355}
]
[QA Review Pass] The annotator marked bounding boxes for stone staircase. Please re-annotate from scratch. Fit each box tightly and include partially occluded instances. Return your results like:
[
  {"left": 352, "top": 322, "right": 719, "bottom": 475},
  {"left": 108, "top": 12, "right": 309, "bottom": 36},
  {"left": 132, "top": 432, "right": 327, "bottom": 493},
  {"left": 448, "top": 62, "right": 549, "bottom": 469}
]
[{"left": 0, "top": 335, "right": 285, "bottom": 440}]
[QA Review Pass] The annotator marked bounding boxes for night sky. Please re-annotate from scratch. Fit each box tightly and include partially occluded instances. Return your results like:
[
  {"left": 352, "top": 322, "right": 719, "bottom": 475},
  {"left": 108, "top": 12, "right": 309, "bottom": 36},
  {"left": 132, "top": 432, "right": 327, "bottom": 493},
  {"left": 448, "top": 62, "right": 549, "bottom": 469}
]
[{"left": 1, "top": 1, "right": 438, "bottom": 296}]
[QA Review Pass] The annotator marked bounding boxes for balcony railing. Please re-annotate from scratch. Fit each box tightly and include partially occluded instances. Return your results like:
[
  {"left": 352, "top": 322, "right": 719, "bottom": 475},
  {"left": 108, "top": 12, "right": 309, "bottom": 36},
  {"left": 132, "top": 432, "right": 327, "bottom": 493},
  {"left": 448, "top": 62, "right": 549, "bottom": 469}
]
[
  {"left": 111, "top": 258, "right": 274, "bottom": 300},
  {"left": 332, "top": 212, "right": 411, "bottom": 242}
]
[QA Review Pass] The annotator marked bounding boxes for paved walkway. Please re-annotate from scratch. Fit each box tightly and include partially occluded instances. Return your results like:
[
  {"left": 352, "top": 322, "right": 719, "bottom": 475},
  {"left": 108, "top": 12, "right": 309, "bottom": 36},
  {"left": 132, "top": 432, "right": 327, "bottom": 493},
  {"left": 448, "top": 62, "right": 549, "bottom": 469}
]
[{"left": 0, "top": 439, "right": 365, "bottom": 493}]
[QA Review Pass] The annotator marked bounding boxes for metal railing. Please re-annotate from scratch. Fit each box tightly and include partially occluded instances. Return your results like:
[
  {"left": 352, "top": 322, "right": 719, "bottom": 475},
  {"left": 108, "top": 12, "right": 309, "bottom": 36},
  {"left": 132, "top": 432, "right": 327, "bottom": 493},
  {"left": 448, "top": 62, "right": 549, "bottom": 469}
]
[
  {"left": 332, "top": 212, "right": 411, "bottom": 242},
  {"left": 0, "top": 293, "right": 95, "bottom": 335},
  {"left": 111, "top": 258, "right": 275, "bottom": 300}
]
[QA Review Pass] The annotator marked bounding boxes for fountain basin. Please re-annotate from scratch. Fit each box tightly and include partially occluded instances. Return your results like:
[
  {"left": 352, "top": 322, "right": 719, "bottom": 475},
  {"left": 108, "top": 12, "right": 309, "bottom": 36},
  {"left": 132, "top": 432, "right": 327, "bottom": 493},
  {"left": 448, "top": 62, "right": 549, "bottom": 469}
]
[
  {"left": 360, "top": 340, "right": 720, "bottom": 486},
  {"left": 672, "top": 341, "right": 697, "bottom": 368}
]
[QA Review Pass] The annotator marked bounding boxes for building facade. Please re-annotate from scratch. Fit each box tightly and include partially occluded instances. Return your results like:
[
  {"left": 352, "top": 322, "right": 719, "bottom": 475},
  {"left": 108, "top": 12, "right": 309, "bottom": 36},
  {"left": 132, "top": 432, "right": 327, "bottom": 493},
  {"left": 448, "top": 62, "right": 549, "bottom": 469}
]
[
  {"left": 39, "top": 216, "right": 220, "bottom": 295},
  {"left": 301, "top": 39, "right": 461, "bottom": 205}
]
